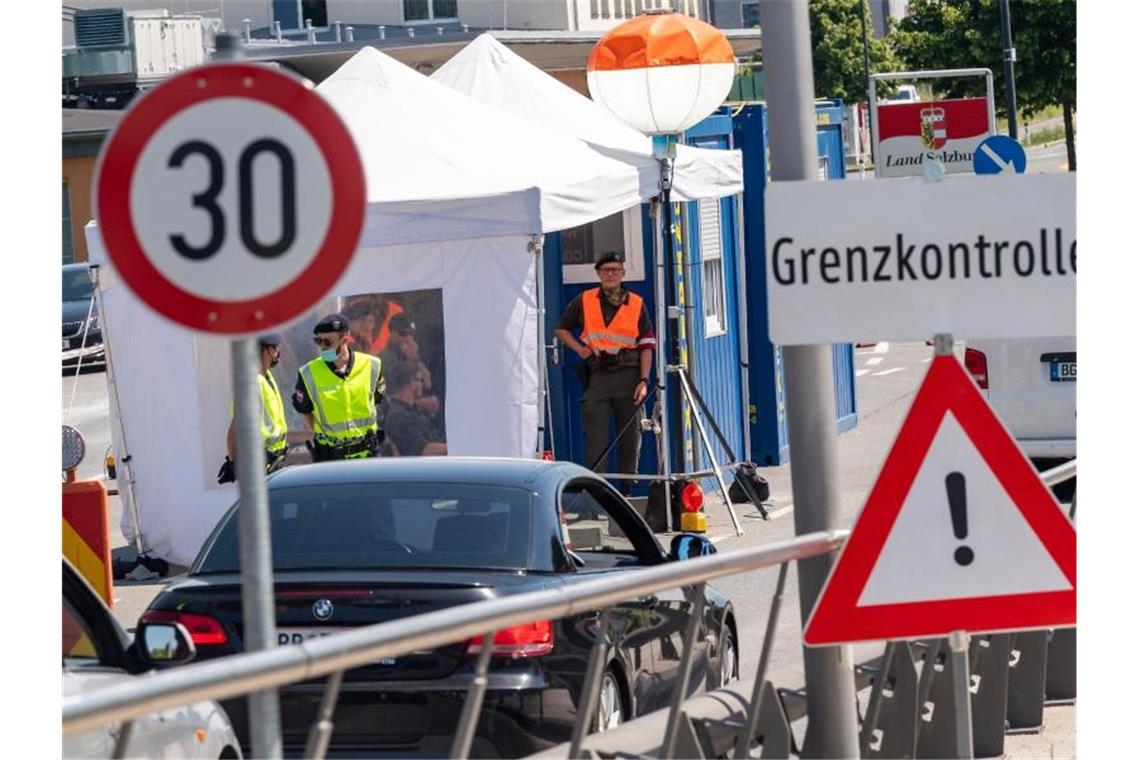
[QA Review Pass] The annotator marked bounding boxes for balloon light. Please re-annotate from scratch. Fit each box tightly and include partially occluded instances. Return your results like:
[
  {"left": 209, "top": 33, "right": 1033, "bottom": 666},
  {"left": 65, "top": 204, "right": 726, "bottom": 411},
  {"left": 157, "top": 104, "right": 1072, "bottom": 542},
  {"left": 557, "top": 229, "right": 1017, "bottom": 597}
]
[{"left": 587, "top": 10, "right": 737, "bottom": 136}]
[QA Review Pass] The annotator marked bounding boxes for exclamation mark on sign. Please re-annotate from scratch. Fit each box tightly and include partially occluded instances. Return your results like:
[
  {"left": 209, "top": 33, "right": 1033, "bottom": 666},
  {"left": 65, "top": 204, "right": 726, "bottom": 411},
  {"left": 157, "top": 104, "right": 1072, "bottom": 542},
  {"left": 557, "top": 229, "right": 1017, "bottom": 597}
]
[{"left": 945, "top": 472, "right": 974, "bottom": 566}]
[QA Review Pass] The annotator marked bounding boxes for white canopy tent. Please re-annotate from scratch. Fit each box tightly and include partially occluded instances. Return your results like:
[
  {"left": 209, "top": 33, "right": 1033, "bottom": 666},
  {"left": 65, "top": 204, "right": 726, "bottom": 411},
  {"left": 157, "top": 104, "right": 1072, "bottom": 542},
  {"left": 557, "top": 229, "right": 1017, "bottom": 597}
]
[
  {"left": 321, "top": 45, "right": 666, "bottom": 242},
  {"left": 431, "top": 33, "right": 743, "bottom": 200},
  {"left": 94, "top": 46, "right": 744, "bottom": 565}
]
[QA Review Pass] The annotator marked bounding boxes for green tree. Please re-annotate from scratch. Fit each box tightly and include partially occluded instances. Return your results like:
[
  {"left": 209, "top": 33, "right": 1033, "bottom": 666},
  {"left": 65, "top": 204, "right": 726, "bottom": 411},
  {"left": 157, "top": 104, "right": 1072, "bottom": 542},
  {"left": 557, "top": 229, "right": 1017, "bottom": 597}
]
[
  {"left": 895, "top": 0, "right": 1076, "bottom": 169},
  {"left": 809, "top": 0, "right": 902, "bottom": 103}
]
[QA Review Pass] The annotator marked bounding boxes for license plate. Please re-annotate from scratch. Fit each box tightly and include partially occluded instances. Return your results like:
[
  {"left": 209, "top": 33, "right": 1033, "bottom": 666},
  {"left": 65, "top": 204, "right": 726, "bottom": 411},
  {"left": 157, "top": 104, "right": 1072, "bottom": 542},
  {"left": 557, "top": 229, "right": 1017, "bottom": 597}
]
[
  {"left": 1050, "top": 360, "right": 1076, "bottom": 382},
  {"left": 276, "top": 627, "right": 341, "bottom": 646},
  {"left": 63, "top": 339, "right": 70, "bottom": 351},
  {"left": 276, "top": 628, "right": 397, "bottom": 664}
]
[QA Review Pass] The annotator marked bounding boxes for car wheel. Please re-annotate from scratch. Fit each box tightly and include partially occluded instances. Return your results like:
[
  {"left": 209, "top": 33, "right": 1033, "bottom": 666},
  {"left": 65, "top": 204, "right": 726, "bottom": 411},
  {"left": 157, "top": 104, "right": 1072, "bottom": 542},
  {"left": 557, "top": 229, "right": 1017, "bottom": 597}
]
[
  {"left": 719, "top": 627, "right": 738, "bottom": 687},
  {"left": 596, "top": 669, "right": 625, "bottom": 731}
]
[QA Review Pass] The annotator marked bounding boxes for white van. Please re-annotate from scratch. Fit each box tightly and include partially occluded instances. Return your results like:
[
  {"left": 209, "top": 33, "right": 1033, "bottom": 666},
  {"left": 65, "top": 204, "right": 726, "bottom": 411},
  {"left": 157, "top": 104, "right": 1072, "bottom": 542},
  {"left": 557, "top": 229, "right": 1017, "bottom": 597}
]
[
  {"left": 964, "top": 336, "right": 1076, "bottom": 475},
  {"left": 883, "top": 84, "right": 919, "bottom": 104}
]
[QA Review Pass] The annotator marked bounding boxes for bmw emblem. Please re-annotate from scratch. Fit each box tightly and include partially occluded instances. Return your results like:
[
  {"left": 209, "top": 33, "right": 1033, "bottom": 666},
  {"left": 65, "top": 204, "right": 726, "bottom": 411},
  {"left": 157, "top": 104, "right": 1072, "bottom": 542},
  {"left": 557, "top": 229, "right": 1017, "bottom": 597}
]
[{"left": 312, "top": 599, "right": 334, "bottom": 622}]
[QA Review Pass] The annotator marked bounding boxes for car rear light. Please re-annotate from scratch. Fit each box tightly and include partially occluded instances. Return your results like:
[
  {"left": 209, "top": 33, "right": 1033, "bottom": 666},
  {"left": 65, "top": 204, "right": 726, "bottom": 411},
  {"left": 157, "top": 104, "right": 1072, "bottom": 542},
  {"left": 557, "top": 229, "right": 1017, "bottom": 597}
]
[
  {"left": 467, "top": 620, "right": 554, "bottom": 658},
  {"left": 964, "top": 348, "right": 989, "bottom": 389},
  {"left": 540, "top": 450, "right": 555, "bottom": 461},
  {"left": 140, "top": 610, "right": 229, "bottom": 646},
  {"left": 681, "top": 481, "right": 704, "bottom": 512}
]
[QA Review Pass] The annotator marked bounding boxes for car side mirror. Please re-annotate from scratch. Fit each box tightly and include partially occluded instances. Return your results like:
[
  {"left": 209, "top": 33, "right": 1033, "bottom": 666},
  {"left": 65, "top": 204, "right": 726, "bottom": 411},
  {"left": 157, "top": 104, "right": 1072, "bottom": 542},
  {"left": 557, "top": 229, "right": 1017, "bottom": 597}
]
[
  {"left": 669, "top": 533, "right": 717, "bottom": 562},
  {"left": 137, "top": 622, "right": 197, "bottom": 666}
]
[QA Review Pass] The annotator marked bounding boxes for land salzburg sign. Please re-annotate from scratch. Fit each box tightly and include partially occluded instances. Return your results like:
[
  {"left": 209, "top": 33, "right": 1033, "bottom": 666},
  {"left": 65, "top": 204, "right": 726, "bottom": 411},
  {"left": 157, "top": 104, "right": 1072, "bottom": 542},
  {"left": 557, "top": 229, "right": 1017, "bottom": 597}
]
[{"left": 877, "top": 97, "right": 991, "bottom": 178}]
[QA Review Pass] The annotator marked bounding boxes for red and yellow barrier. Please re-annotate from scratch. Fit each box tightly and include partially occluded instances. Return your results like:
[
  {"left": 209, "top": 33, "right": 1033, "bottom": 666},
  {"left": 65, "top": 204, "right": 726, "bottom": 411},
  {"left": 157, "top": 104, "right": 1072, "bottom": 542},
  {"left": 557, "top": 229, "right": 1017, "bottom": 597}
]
[{"left": 63, "top": 480, "right": 113, "bottom": 607}]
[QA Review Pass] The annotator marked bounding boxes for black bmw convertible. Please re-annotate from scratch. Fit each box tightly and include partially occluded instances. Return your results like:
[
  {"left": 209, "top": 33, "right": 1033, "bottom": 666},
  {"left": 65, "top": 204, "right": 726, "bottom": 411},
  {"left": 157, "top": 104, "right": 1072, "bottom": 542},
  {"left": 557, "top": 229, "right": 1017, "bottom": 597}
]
[{"left": 140, "top": 457, "right": 738, "bottom": 757}]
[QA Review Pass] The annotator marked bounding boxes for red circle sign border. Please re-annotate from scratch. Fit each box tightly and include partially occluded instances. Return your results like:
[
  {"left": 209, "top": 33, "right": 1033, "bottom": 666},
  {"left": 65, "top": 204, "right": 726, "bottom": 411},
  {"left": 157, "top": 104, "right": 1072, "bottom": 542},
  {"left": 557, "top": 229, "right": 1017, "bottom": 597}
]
[{"left": 95, "top": 63, "right": 366, "bottom": 335}]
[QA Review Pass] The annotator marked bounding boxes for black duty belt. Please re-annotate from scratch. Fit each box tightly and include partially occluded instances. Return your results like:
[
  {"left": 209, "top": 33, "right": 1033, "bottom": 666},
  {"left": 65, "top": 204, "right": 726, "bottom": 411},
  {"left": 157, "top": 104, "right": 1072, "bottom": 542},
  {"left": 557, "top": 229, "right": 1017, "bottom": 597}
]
[
  {"left": 590, "top": 350, "right": 640, "bottom": 370},
  {"left": 312, "top": 431, "right": 380, "bottom": 461}
]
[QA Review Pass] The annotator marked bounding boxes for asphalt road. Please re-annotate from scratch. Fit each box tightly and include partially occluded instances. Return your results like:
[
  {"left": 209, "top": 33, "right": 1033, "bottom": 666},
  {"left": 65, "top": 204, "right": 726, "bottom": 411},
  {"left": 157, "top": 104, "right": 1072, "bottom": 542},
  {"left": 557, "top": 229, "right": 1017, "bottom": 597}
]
[{"left": 1026, "top": 139, "right": 1072, "bottom": 173}]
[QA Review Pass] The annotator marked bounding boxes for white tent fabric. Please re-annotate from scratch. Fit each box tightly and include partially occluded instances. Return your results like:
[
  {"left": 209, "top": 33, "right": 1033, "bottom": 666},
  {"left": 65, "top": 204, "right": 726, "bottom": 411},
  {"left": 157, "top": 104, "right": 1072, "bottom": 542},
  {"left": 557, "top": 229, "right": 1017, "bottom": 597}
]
[
  {"left": 431, "top": 33, "right": 743, "bottom": 201},
  {"left": 318, "top": 46, "right": 661, "bottom": 242}
]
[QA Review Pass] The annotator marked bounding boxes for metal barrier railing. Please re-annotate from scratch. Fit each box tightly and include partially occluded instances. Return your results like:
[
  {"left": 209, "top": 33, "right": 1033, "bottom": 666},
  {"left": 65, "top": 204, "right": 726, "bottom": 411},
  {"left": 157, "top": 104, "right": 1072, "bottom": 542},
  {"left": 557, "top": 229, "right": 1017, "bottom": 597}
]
[
  {"left": 64, "top": 530, "right": 847, "bottom": 757},
  {"left": 1040, "top": 458, "right": 1076, "bottom": 487},
  {"left": 1041, "top": 458, "right": 1077, "bottom": 520}
]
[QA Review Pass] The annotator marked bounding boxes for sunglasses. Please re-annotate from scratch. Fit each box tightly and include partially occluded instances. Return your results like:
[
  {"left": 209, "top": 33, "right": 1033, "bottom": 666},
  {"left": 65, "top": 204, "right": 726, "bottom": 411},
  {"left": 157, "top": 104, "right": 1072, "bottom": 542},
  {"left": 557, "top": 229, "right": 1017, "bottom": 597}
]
[
  {"left": 598, "top": 266, "right": 624, "bottom": 275},
  {"left": 313, "top": 336, "right": 340, "bottom": 349}
]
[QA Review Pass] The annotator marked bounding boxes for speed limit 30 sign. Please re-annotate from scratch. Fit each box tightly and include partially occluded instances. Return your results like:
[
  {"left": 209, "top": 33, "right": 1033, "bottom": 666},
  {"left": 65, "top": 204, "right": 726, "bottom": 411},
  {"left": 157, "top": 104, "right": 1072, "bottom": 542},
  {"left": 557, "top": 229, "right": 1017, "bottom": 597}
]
[{"left": 95, "top": 63, "right": 365, "bottom": 334}]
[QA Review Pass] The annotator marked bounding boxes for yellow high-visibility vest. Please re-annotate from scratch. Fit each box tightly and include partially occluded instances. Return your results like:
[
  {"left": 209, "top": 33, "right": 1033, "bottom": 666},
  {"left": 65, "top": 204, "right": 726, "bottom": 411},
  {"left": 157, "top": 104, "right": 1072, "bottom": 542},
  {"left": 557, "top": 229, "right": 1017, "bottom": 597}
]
[
  {"left": 258, "top": 371, "right": 287, "bottom": 457},
  {"left": 299, "top": 353, "right": 382, "bottom": 451}
]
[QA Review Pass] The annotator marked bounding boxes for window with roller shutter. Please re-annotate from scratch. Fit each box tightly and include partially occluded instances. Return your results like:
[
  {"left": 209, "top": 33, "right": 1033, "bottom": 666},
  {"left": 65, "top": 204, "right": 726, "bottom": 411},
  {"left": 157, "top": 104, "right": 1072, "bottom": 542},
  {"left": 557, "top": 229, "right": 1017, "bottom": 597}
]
[{"left": 698, "top": 197, "right": 727, "bottom": 336}]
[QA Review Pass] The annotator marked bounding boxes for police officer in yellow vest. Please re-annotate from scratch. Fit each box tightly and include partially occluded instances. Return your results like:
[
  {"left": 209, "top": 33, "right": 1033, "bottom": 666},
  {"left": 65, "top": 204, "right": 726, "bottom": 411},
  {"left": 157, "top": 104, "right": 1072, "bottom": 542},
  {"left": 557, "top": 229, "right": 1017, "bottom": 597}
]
[
  {"left": 554, "top": 252, "right": 656, "bottom": 490},
  {"left": 217, "top": 334, "right": 288, "bottom": 484},
  {"left": 292, "top": 313, "right": 385, "bottom": 461}
]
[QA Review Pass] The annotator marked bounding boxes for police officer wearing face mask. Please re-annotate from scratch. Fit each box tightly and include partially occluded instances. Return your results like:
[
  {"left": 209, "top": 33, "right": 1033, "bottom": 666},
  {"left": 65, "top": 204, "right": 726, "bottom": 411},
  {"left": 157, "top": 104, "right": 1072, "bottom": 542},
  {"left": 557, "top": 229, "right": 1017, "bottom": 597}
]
[
  {"left": 292, "top": 313, "right": 385, "bottom": 461},
  {"left": 217, "top": 334, "right": 288, "bottom": 484}
]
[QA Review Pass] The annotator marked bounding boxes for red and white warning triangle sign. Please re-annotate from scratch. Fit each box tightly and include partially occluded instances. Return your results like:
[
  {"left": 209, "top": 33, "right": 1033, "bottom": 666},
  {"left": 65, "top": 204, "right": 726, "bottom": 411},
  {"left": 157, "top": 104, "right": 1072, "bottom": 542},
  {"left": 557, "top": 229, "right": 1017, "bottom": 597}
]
[{"left": 804, "top": 355, "right": 1075, "bottom": 646}]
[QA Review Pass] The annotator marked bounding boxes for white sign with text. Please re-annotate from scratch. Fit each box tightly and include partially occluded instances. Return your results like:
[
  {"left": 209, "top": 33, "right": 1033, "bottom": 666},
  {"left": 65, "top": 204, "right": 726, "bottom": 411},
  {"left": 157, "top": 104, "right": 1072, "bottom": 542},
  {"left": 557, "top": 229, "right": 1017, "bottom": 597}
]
[{"left": 764, "top": 172, "right": 1075, "bottom": 345}]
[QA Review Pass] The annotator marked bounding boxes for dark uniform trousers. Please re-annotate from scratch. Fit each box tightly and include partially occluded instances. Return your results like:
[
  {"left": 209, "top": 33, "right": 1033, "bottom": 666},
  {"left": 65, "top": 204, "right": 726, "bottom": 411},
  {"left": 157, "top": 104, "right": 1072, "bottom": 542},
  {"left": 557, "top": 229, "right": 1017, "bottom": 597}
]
[{"left": 582, "top": 364, "right": 642, "bottom": 480}]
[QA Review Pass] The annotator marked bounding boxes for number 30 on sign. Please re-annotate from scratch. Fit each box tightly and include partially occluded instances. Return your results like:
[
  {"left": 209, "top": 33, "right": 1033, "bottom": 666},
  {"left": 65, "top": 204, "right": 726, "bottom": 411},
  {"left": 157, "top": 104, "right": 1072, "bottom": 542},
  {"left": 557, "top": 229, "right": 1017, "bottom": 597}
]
[{"left": 94, "top": 63, "right": 365, "bottom": 335}]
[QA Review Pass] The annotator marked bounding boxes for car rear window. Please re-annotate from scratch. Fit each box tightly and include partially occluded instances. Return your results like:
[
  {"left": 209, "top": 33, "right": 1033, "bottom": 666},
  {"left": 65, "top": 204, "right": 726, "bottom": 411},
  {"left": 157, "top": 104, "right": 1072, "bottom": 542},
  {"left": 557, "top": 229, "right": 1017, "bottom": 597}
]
[
  {"left": 194, "top": 482, "right": 535, "bottom": 573},
  {"left": 63, "top": 268, "right": 93, "bottom": 302}
]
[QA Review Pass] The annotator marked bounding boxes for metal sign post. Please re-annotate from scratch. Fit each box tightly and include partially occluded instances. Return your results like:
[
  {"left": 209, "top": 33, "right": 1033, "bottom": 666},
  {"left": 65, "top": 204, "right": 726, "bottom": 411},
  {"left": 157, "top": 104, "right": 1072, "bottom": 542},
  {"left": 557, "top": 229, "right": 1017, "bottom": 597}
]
[
  {"left": 231, "top": 338, "right": 283, "bottom": 758},
  {"left": 948, "top": 629, "right": 975, "bottom": 759},
  {"left": 212, "top": 35, "right": 283, "bottom": 759},
  {"left": 998, "top": 0, "right": 1019, "bottom": 140},
  {"left": 93, "top": 28, "right": 365, "bottom": 758},
  {"left": 755, "top": 2, "right": 860, "bottom": 757}
]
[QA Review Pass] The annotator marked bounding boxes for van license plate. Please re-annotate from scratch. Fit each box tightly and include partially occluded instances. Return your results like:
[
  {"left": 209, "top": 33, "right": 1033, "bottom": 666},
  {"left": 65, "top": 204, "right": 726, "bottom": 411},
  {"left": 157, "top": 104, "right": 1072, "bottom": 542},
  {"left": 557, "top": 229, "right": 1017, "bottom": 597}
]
[
  {"left": 1050, "top": 360, "right": 1076, "bottom": 382},
  {"left": 63, "top": 339, "right": 69, "bottom": 351}
]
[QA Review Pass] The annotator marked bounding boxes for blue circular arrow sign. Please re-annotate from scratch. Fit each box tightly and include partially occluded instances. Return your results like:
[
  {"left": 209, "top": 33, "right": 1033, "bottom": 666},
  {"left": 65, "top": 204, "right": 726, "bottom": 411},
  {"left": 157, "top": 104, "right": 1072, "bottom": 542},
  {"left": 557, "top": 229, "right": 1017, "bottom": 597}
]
[{"left": 973, "top": 135, "right": 1027, "bottom": 175}]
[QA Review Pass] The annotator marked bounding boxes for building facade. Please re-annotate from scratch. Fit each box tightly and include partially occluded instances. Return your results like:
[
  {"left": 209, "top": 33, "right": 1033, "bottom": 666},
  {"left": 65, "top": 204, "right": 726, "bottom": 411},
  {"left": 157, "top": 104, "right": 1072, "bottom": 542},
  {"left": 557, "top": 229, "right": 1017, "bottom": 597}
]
[
  {"left": 709, "top": 0, "right": 908, "bottom": 37},
  {"left": 62, "top": 109, "right": 122, "bottom": 263},
  {"left": 870, "top": 0, "right": 908, "bottom": 37},
  {"left": 64, "top": 0, "right": 711, "bottom": 44}
]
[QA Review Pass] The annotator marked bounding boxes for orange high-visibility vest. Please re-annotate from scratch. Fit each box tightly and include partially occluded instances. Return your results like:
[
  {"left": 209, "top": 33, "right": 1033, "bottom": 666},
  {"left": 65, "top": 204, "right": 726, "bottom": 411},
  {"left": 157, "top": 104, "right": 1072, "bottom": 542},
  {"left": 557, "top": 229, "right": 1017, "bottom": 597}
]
[{"left": 580, "top": 288, "right": 643, "bottom": 354}]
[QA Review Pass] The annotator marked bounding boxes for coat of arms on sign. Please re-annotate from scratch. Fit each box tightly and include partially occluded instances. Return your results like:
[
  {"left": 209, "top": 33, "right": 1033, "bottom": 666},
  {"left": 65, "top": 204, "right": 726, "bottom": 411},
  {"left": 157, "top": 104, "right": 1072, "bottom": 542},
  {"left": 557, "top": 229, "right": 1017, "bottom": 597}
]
[{"left": 920, "top": 106, "right": 947, "bottom": 150}]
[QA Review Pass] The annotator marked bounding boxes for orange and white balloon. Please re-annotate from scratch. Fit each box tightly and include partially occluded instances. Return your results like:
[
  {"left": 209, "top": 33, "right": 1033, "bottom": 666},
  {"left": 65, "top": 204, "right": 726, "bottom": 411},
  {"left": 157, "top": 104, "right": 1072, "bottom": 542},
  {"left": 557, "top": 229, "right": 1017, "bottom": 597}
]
[{"left": 587, "top": 10, "right": 737, "bottom": 135}]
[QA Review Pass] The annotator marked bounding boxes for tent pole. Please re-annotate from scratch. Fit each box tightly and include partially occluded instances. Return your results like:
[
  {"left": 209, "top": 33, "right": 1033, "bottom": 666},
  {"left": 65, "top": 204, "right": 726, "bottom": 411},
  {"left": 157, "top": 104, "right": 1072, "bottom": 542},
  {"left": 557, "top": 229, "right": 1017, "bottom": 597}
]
[
  {"left": 90, "top": 264, "right": 147, "bottom": 559},
  {"left": 652, "top": 171, "right": 673, "bottom": 530},
  {"left": 531, "top": 235, "right": 549, "bottom": 458},
  {"left": 733, "top": 191, "right": 753, "bottom": 463}
]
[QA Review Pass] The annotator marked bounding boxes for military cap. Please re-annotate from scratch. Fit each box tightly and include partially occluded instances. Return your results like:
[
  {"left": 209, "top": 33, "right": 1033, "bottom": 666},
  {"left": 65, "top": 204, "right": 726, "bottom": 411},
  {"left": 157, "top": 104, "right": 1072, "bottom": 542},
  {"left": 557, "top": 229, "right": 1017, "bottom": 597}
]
[
  {"left": 594, "top": 251, "right": 625, "bottom": 270},
  {"left": 313, "top": 313, "right": 350, "bottom": 334}
]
